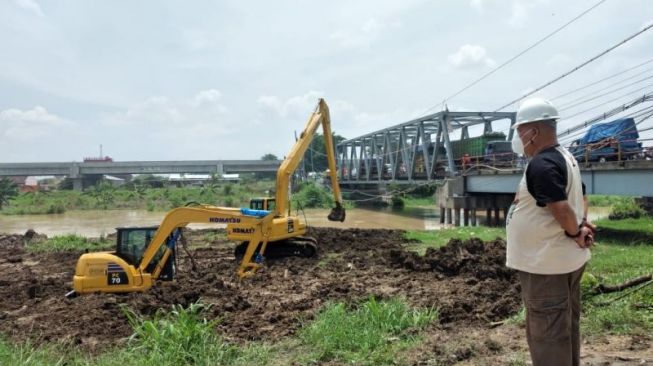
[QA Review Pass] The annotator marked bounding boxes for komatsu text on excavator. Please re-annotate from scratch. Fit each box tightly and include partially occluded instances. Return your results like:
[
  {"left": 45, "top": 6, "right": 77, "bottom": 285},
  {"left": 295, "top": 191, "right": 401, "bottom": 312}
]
[{"left": 68, "top": 99, "right": 345, "bottom": 296}]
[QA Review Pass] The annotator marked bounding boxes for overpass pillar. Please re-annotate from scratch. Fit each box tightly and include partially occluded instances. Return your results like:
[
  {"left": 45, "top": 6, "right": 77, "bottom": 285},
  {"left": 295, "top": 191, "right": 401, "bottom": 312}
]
[
  {"left": 69, "top": 163, "right": 84, "bottom": 191},
  {"left": 72, "top": 178, "right": 84, "bottom": 191}
]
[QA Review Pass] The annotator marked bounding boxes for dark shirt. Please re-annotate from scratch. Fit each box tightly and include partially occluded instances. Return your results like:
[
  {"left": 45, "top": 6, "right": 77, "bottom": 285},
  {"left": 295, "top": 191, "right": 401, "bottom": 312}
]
[{"left": 526, "top": 145, "right": 585, "bottom": 207}]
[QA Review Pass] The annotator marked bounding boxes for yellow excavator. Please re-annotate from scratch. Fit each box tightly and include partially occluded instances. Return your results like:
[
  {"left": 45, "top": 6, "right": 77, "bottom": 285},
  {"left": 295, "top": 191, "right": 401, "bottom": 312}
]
[{"left": 68, "top": 99, "right": 345, "bottom": 296}]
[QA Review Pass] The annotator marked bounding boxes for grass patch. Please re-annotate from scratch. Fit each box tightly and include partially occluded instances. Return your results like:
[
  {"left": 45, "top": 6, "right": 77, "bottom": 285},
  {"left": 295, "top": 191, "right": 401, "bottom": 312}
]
[
  {"left": 298, "top": 297, "right": 437, "bottom": 365},
  {"left": 0, "top": 338, "right": 76, "bottom": 366},
  {"left": 404, "top": 227, "right": 506, "bottom": 255},
  {"left": 582, "top": 238, "right": 653, "bottom": 335},
  {"left": 594, "top": 216, "right": 653, "bottom": 244},
  {"left": 26, "top": 234, "right": 113, "bottom": 253},
  {"left": 402, "top": 197, "right": 434, "bottom": 208},
  {"left": 114, "top": 302, "right": 270, "bottom": 366},
  {"left": 0, "top": 302, "right": 271, "bottom": 366},
  {"left": 587, "top": 195, "right": 633, "bottom": 207},
  {"left": 0, "top": 180, "right": 277, "bottom": 215}
]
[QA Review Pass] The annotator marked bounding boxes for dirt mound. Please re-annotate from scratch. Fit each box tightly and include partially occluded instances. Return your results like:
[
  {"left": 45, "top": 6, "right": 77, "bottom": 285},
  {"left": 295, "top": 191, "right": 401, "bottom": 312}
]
[
  {"left": 390, "top": 238, "right": 514, "bottom": 279},
  {"left": 0, "top": 228, "right": 521, "bottom": 353}
]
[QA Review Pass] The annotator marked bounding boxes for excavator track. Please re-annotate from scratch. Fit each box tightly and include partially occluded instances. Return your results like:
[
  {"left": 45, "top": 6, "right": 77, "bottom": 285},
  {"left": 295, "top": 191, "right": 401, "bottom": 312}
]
[{"left": 234, "top": 236, "right": 318, "bottom": 261}]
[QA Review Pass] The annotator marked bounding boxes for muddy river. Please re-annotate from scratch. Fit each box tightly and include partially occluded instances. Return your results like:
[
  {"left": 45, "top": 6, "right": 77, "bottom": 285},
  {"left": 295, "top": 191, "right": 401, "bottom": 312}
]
[{"left": 0, "top": 206, "right": 611, "bottom": 237}]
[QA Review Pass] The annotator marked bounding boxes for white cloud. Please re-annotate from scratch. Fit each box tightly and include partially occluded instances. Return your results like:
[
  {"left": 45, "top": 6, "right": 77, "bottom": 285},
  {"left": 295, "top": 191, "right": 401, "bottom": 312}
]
[
  {"left": 0, "top": 106, "right": 82, "bottom": 160},
  {"left": 95, "top": 89, "right": 245, "bottom": 159},
  {"left": 448, "top": 44, "right": 496, "bottom": 69},
  {"left": 329, "top": 18, "right": 400, "bottom": 49},
  {"left": 192, "top": 89, "right": 224, "bottom": 108},
  {"left": 0, "top": 106, "right": 70, "bottom": 140},
  {"left": 258, "top": 91, "right": 325, "bottom": 118},
  {"left": 509, "top": 1, "right": 529, "bottom": 28},
  {"left": 13, "top": 0, "right": 44, "bottom": 17},
  {"left": 110, "top": 89, "right": 229, "bottom": 129},
  {"left": 470, "top": 0, "right": 544, "bottom": 28},
  {"left": 470, "top": 0, "right": 491, "bottom": 12},
  {"left": 508, "top": 0, "right": 547, "bottom": 28}
]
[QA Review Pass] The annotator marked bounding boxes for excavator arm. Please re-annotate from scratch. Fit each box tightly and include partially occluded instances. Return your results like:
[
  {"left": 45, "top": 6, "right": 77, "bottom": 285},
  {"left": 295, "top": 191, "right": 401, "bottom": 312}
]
[
  {"left": 274, "top": 98, "right": 345, "bottom": 222},
  {"left": 71, "top": 205, "right": 274, "bottom": 294},
  {"left": 139, "top": 205, "right": 273, "bottom": 278}
]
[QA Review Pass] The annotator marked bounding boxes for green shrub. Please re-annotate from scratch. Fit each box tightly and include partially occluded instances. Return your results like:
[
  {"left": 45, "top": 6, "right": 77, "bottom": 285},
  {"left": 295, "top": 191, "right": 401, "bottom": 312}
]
[
  {"left": 609, "top": 200, "right": 645, "bottom": 220},
  {"left": 223, "top": 184, "right": 233, "bottom": 195},
  {"left": 391, "top": 195, "right": 405, "bottom": 208},
  {"left": 146, "top": 200, "right": 156, "bottom": 212},
  {"left": 46, "top": 201, "right": 66, "bottom": 214},
  {"left": 580, "top": 272, "right": 600, "bottom": 300},
  {"left": 292, "top": 182, "right": 334, "bottom": 208},
  {"left": 168, "top": 196, "right": 183, "bottom": 209},
  {"left": 27, "top": 234, "right": 112, "bottom": 252},
  {"left": 587, "top": 195, "right": 632, "bottom": 207}
]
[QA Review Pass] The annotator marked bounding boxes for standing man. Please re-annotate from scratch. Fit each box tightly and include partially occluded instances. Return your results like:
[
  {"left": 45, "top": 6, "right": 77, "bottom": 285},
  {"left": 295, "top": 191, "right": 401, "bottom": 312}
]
[{"left": 506, "top": 97, "right": 596, "bottom": 366}]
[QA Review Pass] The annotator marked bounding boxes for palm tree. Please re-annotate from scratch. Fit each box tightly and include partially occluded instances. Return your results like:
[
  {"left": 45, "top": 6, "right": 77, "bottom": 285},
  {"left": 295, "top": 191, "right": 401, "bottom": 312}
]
[{"left": 0, "top": 178, "right": 19, "bottom": 210}]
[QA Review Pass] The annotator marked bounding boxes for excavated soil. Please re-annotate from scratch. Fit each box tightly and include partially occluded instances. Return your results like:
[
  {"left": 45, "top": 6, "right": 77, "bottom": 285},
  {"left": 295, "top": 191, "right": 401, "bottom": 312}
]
[
  {"left": 0, "top": 228, "right": 520, "bottom": 353},
  {"left": 2, "top": 228, "right": 651, "bottom": 364}
]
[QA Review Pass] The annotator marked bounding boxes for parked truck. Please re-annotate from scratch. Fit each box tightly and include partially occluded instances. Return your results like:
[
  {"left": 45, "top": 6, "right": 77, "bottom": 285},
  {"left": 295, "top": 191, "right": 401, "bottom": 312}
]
[
  {"left": 569, "top": 117, "right": 642, "bottom": 163},
  {"left": 448, "top": 132, "right": 506, "bottom": 160}
]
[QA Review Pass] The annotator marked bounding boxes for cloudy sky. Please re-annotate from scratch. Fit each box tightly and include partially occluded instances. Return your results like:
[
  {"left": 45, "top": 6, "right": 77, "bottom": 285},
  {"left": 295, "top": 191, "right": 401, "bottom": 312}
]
[{"left": 1, "top": 0, "right": 652, "bottom": 162}]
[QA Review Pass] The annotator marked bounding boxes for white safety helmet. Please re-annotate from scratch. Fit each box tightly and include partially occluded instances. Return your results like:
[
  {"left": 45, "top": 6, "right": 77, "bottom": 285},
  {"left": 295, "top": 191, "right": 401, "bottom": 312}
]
[{"left": 512, "top": 97, "right": 559, "bottom": 129}]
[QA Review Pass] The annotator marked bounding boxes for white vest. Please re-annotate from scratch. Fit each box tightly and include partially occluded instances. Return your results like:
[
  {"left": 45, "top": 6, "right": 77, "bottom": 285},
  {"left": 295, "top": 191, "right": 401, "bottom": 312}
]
[{"left": 506, "top": 146, "right": 590, "bottom": 274}]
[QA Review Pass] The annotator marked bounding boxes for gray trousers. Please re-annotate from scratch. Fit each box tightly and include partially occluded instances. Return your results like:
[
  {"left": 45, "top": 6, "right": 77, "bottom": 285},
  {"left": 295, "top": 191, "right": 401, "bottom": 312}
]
[{"left": 518, "top": 264, "right": 585, "bottom": 366}]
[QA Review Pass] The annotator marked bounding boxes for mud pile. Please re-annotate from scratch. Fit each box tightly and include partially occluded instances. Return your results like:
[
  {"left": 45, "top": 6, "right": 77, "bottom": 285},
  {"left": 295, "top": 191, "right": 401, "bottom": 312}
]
[{"left": 0, "top": 228, "right": 521, "bottom": 352}]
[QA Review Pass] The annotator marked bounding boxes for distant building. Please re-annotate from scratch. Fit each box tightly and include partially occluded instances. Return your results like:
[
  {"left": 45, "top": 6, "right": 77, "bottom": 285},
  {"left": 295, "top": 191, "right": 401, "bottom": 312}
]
[
  {"left": 18, "top": 176, "right": 58, "bottom": 192},
  {"left": 167, "top": 174, "right": 240, "bottom": 186},
  {"left": 103, "top": 175, "right": 125, "bottom": 187},
  {"left": 84, "top": 156, "right": 113, "bottom": 162}
]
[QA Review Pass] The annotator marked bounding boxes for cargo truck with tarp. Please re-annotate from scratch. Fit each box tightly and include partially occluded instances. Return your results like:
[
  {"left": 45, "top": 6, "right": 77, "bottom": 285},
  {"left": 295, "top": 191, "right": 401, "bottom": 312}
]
[{"left": 569, "top": 117, "right": 642, "bottom": 163}]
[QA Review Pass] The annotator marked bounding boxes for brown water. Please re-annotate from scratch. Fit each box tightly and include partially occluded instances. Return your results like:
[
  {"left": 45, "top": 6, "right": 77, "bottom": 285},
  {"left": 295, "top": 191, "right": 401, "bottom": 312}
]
[
  {"left": 0, "top": 206, "right": 610, "bottom": 237},
  {"left": 0, "top": 208, "right": 441, "bottom": 237}
]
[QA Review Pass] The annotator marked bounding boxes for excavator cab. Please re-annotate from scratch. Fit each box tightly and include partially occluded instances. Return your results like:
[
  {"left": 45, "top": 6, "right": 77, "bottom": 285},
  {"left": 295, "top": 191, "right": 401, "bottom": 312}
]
[
  {"left": 115, "top": 227, "right": 176, "bottom": 281},
  {"left": 249, "top": 198, "right": 275, "bottom": 212}
]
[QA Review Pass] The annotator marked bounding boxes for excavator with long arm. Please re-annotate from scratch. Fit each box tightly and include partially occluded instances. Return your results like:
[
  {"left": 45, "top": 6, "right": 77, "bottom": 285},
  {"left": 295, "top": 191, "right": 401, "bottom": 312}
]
[{"left": 69, "top": 98, "right": 345, "bottom": 295}]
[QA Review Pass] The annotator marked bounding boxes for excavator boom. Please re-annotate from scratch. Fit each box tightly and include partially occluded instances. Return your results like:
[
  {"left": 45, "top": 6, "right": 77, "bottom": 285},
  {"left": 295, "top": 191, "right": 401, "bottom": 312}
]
[{"left": 274, "top": 99, "right": 345, "bottom": 222}]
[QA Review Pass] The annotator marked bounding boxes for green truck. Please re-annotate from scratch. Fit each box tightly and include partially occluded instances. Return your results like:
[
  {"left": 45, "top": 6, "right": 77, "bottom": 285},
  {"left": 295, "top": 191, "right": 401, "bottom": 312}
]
[{"left": 448, "top": 132, "right": 506, "bottom": 160}]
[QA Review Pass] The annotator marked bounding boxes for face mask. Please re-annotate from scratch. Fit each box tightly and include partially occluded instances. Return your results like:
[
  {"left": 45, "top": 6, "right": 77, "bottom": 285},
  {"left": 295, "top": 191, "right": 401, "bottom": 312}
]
[
  {"left": 511, "top": 133, "right": 525, "bottom": 155},
  {"left": 512, "top": 128, "right": 537, "bottom": 156}
]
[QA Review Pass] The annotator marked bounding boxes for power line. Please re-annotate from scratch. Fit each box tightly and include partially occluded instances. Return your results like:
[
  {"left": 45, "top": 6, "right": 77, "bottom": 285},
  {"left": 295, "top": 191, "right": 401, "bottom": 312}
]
[
  {"left": 419, "top": 0, "right": 608, "bottom": 116},
  {"left": 558, "top": 104, "right": 653, "bottom": 144},
  {"left": 559, "top": 104, "right": 653, "bottom": 143},
  {"left": 558, "top": 76, "right": 653, "bottom": 111},
  {"left": 557, "top": 93, "right": 653, "bottom": 138},
  {"left": 495, "top": 22, "right": 653, "bottom": 111},
  {"left": 564, "top": 86, "right": 653, "bottom": 120},
  {"left": 551, "top": 57, "right": 653, "bottom": 101}
]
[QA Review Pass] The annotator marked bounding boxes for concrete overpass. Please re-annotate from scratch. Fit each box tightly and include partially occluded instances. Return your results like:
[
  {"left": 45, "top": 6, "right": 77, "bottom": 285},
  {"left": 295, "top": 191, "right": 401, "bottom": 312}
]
[
  {"left": 465, "top": 160, "right": 653, "bottom": 197},
  {"left": 432, "top": 160, "right": 653, "bottom": 227},
  {"left": 0, "top": 160, "right": 280, "bottom": 190}
]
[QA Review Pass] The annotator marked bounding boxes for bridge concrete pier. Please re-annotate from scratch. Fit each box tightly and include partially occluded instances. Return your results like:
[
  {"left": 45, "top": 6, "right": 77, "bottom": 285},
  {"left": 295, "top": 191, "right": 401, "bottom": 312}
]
[
  {"left": 437, "top": 177, "right": 513, "bottom": 227},
  {"left": 72, "top": 178, "right": 84, "bottom": 191}
]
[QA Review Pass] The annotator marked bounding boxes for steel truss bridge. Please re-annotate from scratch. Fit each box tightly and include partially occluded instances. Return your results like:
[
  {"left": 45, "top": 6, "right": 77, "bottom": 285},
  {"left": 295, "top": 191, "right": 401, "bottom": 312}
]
[
  {"left": 336, "top": 107, "right": 653, "bottom": 197},
  {"left": 336, "top": 110, "right": 516, "bottom": 183}
]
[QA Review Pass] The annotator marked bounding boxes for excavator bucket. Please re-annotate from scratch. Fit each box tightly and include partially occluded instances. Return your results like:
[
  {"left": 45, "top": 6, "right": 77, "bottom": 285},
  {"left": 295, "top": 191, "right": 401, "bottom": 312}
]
[{"left": 328, "top": 203, "right": 346, "bottom": 222}]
